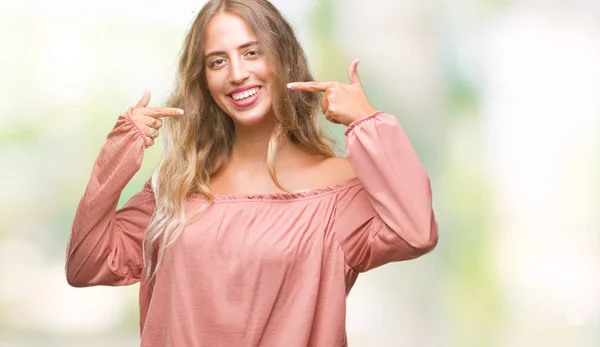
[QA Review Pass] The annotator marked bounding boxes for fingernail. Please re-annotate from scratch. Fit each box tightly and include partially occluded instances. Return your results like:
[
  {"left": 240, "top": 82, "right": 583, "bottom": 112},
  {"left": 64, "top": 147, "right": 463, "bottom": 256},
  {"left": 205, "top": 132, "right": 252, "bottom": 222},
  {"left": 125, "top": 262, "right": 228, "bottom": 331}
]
[
  {"left": 356, "top": 58, "right": 361, "bottom": 65},
  {"left": 287, "top": 83, "right": 295, "bottom": 89},
  {"left": 177, "top": 109, "right": 184, "bottom": 115}
]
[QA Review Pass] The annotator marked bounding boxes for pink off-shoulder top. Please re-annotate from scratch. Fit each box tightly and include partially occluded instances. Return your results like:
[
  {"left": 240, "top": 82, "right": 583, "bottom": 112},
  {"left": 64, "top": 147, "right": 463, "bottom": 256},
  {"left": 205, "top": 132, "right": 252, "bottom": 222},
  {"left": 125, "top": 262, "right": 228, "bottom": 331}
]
[{"left": 65, "top": 111, "right": 438, "bottom": 347}]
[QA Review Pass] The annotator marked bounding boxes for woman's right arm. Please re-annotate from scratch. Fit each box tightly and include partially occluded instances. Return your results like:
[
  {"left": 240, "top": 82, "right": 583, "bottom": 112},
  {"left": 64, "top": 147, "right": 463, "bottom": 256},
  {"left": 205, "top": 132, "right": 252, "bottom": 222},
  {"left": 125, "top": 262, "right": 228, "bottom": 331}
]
[{"left": 65, "top": 91, "right": 183, "bottom": 287}]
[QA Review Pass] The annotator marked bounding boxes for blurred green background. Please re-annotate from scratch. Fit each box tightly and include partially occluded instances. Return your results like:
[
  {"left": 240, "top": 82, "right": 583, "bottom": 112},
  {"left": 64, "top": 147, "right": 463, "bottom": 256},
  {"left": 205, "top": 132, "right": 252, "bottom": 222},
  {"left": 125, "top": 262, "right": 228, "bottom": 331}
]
[{"left": 0, "top": 0, "right": 598, "bottom": 346}]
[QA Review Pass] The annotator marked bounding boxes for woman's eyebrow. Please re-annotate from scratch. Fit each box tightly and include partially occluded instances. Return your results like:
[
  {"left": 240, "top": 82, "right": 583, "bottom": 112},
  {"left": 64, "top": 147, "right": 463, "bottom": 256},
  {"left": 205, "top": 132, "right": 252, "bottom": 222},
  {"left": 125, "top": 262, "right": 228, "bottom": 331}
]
[{"left": 204, "top": 41, "right": 260, "bottom": 59}]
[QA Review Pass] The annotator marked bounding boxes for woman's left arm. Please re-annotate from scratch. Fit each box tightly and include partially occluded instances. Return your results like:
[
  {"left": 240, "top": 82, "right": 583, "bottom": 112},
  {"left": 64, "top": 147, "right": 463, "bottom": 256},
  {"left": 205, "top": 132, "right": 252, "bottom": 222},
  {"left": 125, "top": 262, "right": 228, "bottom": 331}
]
[
  {"left": 340, "top": 111, "right": 438, "bottom": 272},
  {"left": 288, "top": 60, "right": 438, "bottom": 272}
]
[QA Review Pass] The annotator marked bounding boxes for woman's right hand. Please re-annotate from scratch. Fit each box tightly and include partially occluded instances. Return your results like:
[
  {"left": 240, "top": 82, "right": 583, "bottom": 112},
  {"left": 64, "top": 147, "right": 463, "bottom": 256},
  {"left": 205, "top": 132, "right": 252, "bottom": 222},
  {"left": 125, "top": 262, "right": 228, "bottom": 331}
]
[{"left": 129, "top": 90, "right": 184, "bottom": 148}]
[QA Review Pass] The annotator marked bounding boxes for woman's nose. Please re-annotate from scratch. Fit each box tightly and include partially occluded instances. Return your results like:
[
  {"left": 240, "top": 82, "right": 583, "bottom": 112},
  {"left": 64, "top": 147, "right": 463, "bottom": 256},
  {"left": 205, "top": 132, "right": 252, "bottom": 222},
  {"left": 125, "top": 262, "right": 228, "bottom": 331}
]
[{"left": 228, "top": 58, "right": 250, "bottom": 85}]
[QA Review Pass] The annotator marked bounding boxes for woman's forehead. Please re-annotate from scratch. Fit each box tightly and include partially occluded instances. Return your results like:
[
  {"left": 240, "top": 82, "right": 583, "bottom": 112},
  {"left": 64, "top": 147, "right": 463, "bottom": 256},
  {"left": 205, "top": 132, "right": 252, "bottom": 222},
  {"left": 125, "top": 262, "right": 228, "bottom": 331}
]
[{"left": 204, "top": 12, "right": 258, "bottom": 53}]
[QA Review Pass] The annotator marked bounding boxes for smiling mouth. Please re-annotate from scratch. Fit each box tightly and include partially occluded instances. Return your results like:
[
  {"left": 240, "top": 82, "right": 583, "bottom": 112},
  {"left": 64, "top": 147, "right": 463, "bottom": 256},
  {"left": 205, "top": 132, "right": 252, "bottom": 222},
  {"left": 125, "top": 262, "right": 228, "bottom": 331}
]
[{"left": 228, "top": 87, "right": 261, "bottom": 101}]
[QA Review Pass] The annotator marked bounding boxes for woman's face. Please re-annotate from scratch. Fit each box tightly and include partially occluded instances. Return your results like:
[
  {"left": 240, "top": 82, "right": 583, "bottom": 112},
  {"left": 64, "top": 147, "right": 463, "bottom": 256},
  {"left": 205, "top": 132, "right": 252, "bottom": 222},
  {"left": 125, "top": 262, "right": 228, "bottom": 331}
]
[{"left": 204, "top": 12, "right": 276, "bottom": 127}]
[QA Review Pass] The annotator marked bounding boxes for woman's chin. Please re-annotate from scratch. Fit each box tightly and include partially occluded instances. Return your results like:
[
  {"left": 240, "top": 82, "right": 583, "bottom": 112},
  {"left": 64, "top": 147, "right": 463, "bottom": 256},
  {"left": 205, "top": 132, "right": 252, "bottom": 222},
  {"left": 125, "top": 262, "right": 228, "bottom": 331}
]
[{"left": 229, "top": 109, "right": 274, "bottom": 128}]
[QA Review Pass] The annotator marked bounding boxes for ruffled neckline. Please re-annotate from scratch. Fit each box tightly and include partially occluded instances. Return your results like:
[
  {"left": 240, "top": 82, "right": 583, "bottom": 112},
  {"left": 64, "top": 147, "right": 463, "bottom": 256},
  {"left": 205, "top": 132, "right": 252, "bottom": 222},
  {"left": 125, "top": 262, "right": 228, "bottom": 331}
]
[{"left": 191, "top": 177, "right": 361, "bottom": 202}]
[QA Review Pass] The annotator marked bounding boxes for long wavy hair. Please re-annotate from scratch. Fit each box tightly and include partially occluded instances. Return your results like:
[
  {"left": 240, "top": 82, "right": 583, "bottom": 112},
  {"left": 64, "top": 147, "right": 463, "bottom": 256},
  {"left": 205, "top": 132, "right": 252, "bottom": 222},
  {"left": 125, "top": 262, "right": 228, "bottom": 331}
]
[{"left": 143, "top": 0, "right": 336, "bottom": 280}]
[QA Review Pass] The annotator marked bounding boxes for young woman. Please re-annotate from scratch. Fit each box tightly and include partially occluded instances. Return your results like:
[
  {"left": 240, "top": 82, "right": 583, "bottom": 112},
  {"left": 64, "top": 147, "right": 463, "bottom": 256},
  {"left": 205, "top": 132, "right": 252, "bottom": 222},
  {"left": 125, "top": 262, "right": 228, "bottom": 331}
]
[{"left": 65, "top": 0, "right": 438, "bottom": 346}]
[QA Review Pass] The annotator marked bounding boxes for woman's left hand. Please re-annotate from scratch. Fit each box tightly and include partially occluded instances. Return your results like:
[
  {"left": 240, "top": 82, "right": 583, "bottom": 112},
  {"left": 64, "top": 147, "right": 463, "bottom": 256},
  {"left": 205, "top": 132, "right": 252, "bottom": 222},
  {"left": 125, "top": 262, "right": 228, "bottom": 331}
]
[{"left": 287, "top": 59, "right": 377, "bottom": 126}]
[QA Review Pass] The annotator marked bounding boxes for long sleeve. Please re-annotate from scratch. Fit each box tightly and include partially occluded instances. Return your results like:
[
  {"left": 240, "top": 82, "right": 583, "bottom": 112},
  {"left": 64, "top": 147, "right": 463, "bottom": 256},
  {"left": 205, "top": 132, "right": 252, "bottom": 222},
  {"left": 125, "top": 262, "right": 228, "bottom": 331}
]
[
  {"left": 334, "top": 111, "right": 438, "bottom": 273},
  {"left": 65, "top": 112, "right": 155, "bottom": 287}
]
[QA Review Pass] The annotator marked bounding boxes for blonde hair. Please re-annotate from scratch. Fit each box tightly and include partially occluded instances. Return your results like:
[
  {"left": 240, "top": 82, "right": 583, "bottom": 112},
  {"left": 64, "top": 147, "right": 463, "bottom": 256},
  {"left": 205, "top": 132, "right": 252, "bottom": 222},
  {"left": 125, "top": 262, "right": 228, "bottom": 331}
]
[{"left": 143, "top": 0, "right": 336, "bottom": 280}]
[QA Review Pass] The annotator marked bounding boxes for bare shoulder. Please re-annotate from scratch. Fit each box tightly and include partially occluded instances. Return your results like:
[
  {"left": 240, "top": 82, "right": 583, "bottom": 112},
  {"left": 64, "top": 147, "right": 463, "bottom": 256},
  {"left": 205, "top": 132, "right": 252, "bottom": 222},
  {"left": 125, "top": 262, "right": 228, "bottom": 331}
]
[
  {"left": 281, "top": 154, "right": 358, "bottom": 191},
  {"left": 318, "top": 156, "right": 357, "bottom": 185}
]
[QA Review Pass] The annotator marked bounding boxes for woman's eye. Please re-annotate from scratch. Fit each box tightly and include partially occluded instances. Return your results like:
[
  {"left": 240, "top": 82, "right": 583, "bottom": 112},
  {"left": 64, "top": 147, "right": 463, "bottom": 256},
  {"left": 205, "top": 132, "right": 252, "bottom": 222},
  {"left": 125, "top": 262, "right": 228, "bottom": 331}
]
[
  {"left": 209, "top": 58, "right": 226, "bottom": 68},
  {"left": 245, "top": 49, "right": 261, "bottom": 57}
]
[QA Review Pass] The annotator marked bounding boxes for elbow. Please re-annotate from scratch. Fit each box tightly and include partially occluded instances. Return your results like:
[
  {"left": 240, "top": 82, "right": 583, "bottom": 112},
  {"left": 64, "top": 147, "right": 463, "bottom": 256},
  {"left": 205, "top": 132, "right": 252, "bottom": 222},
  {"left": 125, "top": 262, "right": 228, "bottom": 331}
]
[
  {"left": 408, "top": 235, "right": 437, "bottom": 259},
  {"left": 65, "top": 252, "right": 96, "bottom": 288},
  {"left": 66, "top": 277, "right": 87, "bottom": 288},
  {"left": 65, "top": 253, "right": 138, "bottom": 287},
  {"left": 66, "top": 273, "right": 85, "bottom": 288},
  {"left": 418, "top": 231, "right": 438, "bottom": 255},
  {"left": 411, "top": 212, "right": 439, "bottom": 256},
  {"left": 65, "top": 264, "right": 89, "bottom": 288},
  {"left": 422, "top": 215, "right": 439, "bottom": 254}
]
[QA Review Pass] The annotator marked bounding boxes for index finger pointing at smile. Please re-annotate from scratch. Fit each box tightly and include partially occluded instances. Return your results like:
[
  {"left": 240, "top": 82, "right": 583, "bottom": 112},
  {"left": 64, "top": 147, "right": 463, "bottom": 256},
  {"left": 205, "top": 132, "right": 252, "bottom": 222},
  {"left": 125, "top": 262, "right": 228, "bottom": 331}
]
[
  {"left": 287, "top": 81, "right": 336, "bottom": 92},
  {"left": 142, "top": 107, "right": 185, "bottom": 117}
]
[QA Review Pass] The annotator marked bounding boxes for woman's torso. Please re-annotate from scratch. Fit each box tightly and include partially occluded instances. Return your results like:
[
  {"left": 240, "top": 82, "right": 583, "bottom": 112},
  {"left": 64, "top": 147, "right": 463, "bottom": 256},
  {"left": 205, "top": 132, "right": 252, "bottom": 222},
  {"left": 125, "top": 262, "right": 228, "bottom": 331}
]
[{"left": 139, "top": 179, "right": 362, "bottom": 347}]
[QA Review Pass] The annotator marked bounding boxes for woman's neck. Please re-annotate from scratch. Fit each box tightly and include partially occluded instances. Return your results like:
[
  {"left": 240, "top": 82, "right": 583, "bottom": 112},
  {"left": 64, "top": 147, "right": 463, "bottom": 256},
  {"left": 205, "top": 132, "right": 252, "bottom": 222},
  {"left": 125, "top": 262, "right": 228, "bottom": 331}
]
[
  {"left": 230, "top": 117, "right": 276, "bottom": 164},
  {"left": 228, "top": 123, "right": 311, "bottom": 174}
]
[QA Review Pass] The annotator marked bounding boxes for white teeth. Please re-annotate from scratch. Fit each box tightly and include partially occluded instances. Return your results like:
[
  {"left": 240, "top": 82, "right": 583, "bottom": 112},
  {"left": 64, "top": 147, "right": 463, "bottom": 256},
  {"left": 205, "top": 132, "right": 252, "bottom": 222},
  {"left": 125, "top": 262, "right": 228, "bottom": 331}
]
[{"left": 232, "top": 87, "right": 259, "bottom": 101}]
